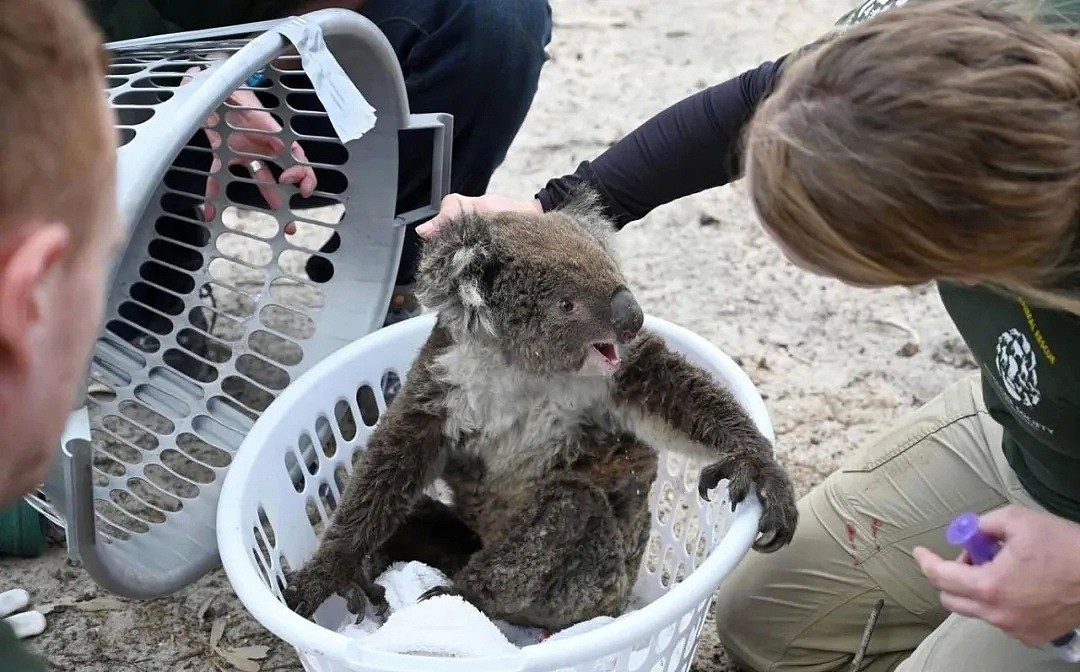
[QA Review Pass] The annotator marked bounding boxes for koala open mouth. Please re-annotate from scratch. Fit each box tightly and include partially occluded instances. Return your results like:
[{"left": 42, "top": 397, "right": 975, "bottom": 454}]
[{"left": 586, "top": 341, "right": 621, "bottom": 372}]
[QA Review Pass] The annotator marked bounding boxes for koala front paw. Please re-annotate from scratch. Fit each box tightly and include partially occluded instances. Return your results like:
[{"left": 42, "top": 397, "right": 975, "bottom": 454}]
[
  {"left": 698, "top": 456, "right": 798, "bottom": 553},
  {"left": 282, "top": 562, "right": 388, "bottom": 618},
  {"left": 281, "top": 566, "right": 332, "bottom": 618}
]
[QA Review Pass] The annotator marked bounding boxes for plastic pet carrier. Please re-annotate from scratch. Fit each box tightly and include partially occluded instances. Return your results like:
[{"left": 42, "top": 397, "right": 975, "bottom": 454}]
[{"left": 22, "top": 8, "right": 452, "bottom": 599}]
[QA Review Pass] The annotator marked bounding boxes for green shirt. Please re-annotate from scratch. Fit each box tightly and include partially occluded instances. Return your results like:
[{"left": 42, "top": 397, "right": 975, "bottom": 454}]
[
  {"left": 0, "top": 620, "right": 45, "bottom": 672},
  {"left": 835, "top": 0, "right": 1080, "bottom": 521}
]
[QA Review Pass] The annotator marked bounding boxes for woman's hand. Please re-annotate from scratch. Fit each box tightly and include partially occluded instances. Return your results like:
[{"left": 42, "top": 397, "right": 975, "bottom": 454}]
[
  {"left": 185, "top": 68, "right": 317, "bottom": 233},
  {"left": 914, "top": 505, "right": 1080, "bottom": 646},
  {"left": 415, "top": 194, "right": 543, "bottom": 239}
]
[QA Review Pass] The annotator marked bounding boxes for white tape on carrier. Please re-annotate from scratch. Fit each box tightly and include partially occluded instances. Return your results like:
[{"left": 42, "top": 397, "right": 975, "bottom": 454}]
[{"left": 274, "top": 16, "right": 377, "bottom": 143}]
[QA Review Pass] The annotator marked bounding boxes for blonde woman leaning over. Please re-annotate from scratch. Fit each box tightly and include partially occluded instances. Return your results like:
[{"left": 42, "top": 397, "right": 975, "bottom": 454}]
[{"left": 417, "top": 0, "right": 1080, "bottom": 669}]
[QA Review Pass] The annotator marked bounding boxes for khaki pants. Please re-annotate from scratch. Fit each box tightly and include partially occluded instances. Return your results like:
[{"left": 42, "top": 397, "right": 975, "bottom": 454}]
[{"left": 713, "top": 373, "right": 1073, "bottom": 671}]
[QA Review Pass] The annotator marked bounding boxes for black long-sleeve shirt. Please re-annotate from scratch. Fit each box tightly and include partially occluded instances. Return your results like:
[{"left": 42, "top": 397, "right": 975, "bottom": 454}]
[{"left": 533, "top": 57, "right": 788, "bottom": 227}]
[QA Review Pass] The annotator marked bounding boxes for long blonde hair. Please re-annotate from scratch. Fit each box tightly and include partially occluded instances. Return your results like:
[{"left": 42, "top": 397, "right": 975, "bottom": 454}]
[{"left": 745, "top": 0, "right": 1080, "bottom": 314}]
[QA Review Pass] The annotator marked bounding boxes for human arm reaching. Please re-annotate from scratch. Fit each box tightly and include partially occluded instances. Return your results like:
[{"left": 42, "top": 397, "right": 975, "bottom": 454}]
[{"left": 416, "top": 55, "right": 790, "bottom": 239}]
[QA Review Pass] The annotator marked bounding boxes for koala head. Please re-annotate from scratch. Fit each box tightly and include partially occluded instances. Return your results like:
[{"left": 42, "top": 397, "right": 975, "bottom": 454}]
[{"left": 415, "top": 187, "right": 644, "bottom": 376}]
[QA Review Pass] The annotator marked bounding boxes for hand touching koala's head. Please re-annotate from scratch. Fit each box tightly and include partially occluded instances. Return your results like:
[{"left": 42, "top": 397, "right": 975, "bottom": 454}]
[{"left": 415, "top": 188, "right": 644, "bottom": 376}]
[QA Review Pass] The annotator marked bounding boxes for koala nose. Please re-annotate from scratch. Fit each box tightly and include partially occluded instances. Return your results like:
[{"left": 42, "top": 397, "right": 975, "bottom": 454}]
[{"left": 611, "top": 287, "right": 643, "bottom": 344}]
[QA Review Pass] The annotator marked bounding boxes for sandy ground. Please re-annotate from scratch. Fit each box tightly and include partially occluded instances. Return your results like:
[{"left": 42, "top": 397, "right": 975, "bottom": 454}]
[{"left": 2, "top": 0, "right": 981, "bottom": 670}]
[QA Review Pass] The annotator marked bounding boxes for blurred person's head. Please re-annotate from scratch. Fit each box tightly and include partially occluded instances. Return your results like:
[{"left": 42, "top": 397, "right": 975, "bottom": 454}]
[
  {"left": 745, "top": 0, "right": 1080, "bottom": 312},
  {"left": 0, "top": 0, "right": 124, "bottom": 505}
]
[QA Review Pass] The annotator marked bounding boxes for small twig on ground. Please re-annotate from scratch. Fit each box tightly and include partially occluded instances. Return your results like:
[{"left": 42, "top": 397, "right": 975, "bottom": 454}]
[{"left": 850, "top": 599, "right": 886, "bottom": 672}]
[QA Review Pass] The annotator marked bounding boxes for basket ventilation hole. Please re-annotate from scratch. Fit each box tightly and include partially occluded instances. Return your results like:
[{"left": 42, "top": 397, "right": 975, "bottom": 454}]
[
  {"left": 253, "top": 530, "right": 272, "bottom": 579},
  {"left": 259, "top": 304, "right": 315, "bottom": 341},
  {"left": 284, "top": 218, "right": 335, "bottom": 253},
  {"left": 98, "top": 417, "right": 153, "bottom": 461},
  {"left": 665, "top": 451, "right": 687, "bottom": 478},
  {"left": 251, "top": 550, "right": 271, "bottom": 589},
  {"left": 653, "top": 616, "right": 677, "bottom": 656},
  {"left": 659, "top": 546, "right": 677, "bottom": 588},
  {"left": 237, "top": 354, "right": 290, "bottom": 391},
  {"left": 382, "top": 371, "right": 402, "bottom": 406},
  {"left": 694, "top": 533, "right": 708, "bottom": 568},
  {"left": 144, "top": 463, "right": 199, "bottom": 500},
  {"left": 300, "top": 432, "right": 318, "bottom": 476},
  {"left": 656, "top": 481, "right": 676, "bottom": 525},
  {"left": 128, "top": 476, "right": 181, "bottom": 513},
  {"left": 249, "top": 329, "right": 303, "bottom": 367},
  {"left": 94, "top": 499, "right": 149, "bottom": 535},
  {"left": 284, "top": 451, "right": 304, "bottom": 494},
  {"left": 269, "top": 277, "right": 326, "bottom": 313},
  {"left": 334, "top": 399, "right": 357, "bottom": 442},
  {"left": 316, "top": 415, "right": 337, "bottom": 458},
  {"left": 155, "top": 215, "right": 211, "bottom": 247},
  {"left": 318, "top": 481, "right": 337, "bottom": 515},
  {"left": 290, "top": 199, "right": 345, "bottom": 225},
  {"left": 108, "top": 487, "right": 165, "bottom": 526},
  {"left": 280, "top": 249, "right": 333, "bottom": 283},
  {"left": 257, "top": 506, "right": 277, "bottom": 548},
  {"left": 217, "top": 232, "right": 273, "bottom": 267},
  {"left": 223, "top": 205, "right": 279, "bottom": 239},
  {"left": 357, "top": 385, "right": 379, "bottom": 426},
  {"left": 333, "top": 465, "right": 349, "bottom": 496},
  {"left": 681, "top": 458, "right": 704, "bottom": 493},
  {"left": 208, "top": 257, "right": 264, "bottom": 293},
  {"left": 164, "top": 347, "right": 218, "bottom": 384},
  {"left": 106, "top": 320, "right": 159, "bottom": 353},
  {"left": 644, "top": 531, "right": 662, "bottom": 574},
  {"left": 95, "top": 514, "right": 133, "bottom": 542},
  {"left": 160, "top": 448, "right": 215, "bottom": 485},
  {"left": 305, "top": 496, "right": 325, "bottom": 537},
  {"left": 222, "top": 375, "right": 275, "bottom": 413},
  {"left": 177, "top": 328, "right": 231, "bottom": 363},
  {"left": 671, "top": 503, "right": 689, "bottom": 540},
  {"left": 177, "top": 432, "right": 230, "bottom": 468},
  {"left": 119, "top": 399, "right": 175, "bottom": 435}
]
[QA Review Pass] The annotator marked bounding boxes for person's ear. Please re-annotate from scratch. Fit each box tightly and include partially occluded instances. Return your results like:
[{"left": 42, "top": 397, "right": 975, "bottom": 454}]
[{"left": 0, "top": 224, "right": 71, "bottom": 376}]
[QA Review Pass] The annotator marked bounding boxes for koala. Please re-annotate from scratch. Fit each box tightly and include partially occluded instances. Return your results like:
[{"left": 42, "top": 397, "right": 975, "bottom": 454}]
[{"left": 282, "top": 188, "right": 798, "bottom": 631}]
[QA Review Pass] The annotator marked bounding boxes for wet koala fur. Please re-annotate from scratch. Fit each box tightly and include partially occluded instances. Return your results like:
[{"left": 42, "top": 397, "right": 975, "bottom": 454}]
[{"left": 282, "top": 189, "right": 798, "bottom": 630}]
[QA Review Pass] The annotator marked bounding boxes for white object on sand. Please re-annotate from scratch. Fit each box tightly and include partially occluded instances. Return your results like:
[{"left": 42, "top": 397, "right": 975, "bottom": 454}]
[{"left": 0, "top": 588, "right": 46, "bottom": 639}]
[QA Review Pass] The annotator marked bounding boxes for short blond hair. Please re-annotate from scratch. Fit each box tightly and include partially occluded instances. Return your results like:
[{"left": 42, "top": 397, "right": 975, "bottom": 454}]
[
  {"left": 746, "top": 0, "right": 1080, "bottom": 314},
  {"left": 0, "top": 0, "right": 111, "bottom": 240}
]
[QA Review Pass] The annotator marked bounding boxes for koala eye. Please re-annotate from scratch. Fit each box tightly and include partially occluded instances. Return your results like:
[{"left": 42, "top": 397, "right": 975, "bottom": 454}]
[{"left": 559, "top": 299, "right": 576, "bottom": 313}]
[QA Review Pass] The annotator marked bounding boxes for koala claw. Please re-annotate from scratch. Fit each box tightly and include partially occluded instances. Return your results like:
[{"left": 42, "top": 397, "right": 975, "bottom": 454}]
[
  {"left": 417, "top": 585, "right": 462, "bottom": 602},
  {"left": 697, "top": 457, "right": 798, "bottom": 554}
]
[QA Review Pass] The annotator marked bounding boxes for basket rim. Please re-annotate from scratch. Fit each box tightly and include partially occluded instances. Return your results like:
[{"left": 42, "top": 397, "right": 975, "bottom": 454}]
[{"left": 217, "top": 312, "right": 769, "bottom": 671}]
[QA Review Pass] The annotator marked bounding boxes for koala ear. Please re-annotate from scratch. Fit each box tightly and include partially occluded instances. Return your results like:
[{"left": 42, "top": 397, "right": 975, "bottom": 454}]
[
  {"left": 552, "top": 184, "right": 617, "bottom": 252},
  {"left": 415, "top": 214, "right": 500, "bottom": 339}
]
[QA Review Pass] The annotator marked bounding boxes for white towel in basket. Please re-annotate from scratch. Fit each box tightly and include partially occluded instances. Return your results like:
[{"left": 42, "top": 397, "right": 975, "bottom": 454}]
[{"left": 339, "top": 561, "right": 629, "bottom": 669}]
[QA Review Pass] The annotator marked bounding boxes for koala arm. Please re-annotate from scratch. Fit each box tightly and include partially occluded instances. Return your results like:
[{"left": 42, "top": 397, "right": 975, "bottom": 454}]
[{"left": 611, "top": 330, "right": 798, "bottom": 552}]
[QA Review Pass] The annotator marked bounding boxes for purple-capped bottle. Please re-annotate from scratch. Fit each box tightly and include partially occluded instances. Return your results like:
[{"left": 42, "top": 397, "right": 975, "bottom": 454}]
[
  {"left": 946, "top": 512, "right": 1080, "bottom": 663},
  {"left": 945, "top": 512, "right": 1002, "bottom": 565}
]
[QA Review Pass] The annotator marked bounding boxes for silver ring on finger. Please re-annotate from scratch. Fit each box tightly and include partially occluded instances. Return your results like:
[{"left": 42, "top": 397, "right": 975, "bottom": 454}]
[{"left": 247, "top": 159, "right": 264, "bottom": 175}]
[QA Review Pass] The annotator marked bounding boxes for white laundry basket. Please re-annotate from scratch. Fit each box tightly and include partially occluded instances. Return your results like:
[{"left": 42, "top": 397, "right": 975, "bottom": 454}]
[{"left": 218, "top": 313, "right": 771, "bottom": 672}]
